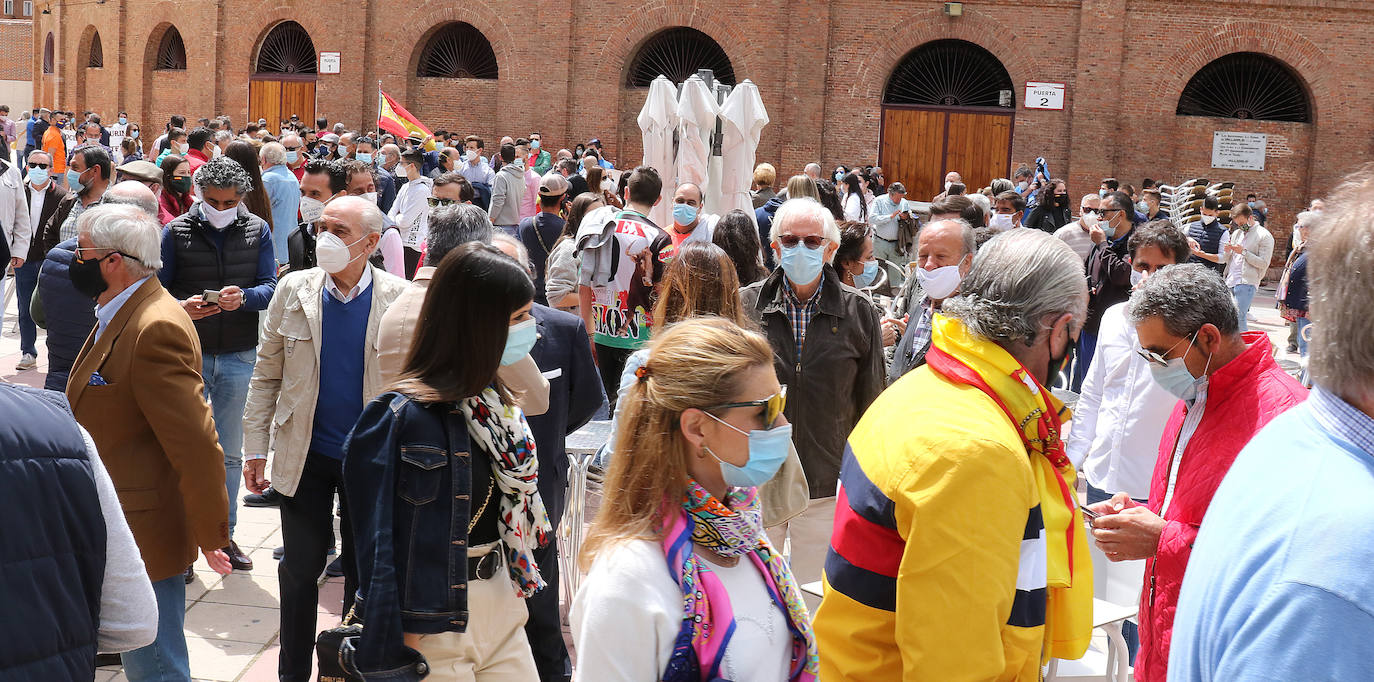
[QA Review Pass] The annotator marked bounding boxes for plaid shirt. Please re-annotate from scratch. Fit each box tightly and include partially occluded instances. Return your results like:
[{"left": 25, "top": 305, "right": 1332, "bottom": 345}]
[
  {"left": 907, "top": 297, "right": 935, "bottom": 364},
  {"left": 1311, "top": 386, "right": 1374, "bottom": 455},
  {"left": 783, "top": 278, "right": 821, "bottom": 357}
]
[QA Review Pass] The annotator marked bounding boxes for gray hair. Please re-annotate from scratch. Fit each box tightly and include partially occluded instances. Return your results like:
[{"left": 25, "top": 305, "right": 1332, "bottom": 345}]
[
  {"left": 926, "top": 218, "right": 976, "bottom": 257},
  {"left": 803, "top": 163, "right": 821, "bottom": 176},
  {"left": 102, "top": 180, "right": 159, "bottom": 219},
  {"left": 491, "top": 231, "right": 534, "bottom": 275},
  {"left": 943, "top": 229, "right": 1088, "bottom": 347},
  {"left": 193, "top": 156, "right": 254, "bottom": 195},
  {"left": 770, "top": 197, "right": 841, "bottom": 254},
  {"left": 78, "top": 204, "right": 162, "bottom": 277},
  {"left": 214, "top": 129, "right": 233, "bottom": 143},
  {"left": 990, "top": 178, "right": 1014, "bottom": 195},
  {"left": 260, "top": 141, "right": 287, "bottom": 167},
  {"left": 967, "top": 192, "right": 991, "bottom": 220},
  {"left": 330, "top": 195, "right": 384, "bottom": 234},
  {"left": 1309, "top": 167, "right": 1374, "bottom": 401},
  {"left": 425, "top": 204, "right": 493, "bottom": 265},
  {"left": 1127, "top": 263, "right": 1238, "bottom": 337}
]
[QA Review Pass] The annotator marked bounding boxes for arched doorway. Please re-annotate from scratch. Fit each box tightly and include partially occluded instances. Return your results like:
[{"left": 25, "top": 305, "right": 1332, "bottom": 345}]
[
  {"left": 249, "top": 21, "right": 317, "bottom": 128},
  {"left": 878, "top": 39, "right": 1014, "bottom": 200},
  {"left": 625, "top": 27, "right": 735, "bottom": 87},
  {"left": 1177, "top": 52, "right": 1312, "bottom": 123}
]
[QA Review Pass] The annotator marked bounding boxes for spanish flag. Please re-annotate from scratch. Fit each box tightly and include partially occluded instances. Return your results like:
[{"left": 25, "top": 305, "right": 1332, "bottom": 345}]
[{"left": 377, "top": 86, "right": 432, "bottom": 139}]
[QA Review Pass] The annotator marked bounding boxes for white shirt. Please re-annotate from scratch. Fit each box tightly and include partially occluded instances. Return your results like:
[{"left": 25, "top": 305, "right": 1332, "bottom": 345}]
[
  {"left": 94, "top": 276, "right": 152, "bottom": 342},
  {"left": 572, "top": 539, "right": 793, "bottom": 682},
  {"left": 378, "top": 229, "right": 405, "bottom": 278},
  {"left": 1066, "top": 302, "right": 1178, "bottom": 499},
  {"left": 1054, "top": 220, "right": 1096, "bottom": 265},
  {"left": 29, "top": 181, "right": 47, "bottom": 237},
  {"left": 324, "top": 263, "right": 373, "bottom": 303},
  {"left": 387, "top": 176, "right": 432, "bottom": 249},
  {"left": 843, "top": 192, "right": 865, "bottom": 221}
]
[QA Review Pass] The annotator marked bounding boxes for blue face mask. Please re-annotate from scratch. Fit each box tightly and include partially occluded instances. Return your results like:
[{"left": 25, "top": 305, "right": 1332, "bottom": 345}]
[
  {"left": 779, "top": 242, "right": 825, "bottom": 286},
  {"left": 67, "top": 169, "right": 86, "bottom": 193},
  {"left": 500, "top": 318, "right": 538, "bottom": 366},
  {"left": 118, "top": 117, "right": 127, "bottom": 125},
  {"left": 284, "top": 151, "right": 298, "bottom": 164},
  {"left": 355, "top": 152, "right": 373, "bottom": 165},
  {"left": 854, "top": 259, "right": 880, "bottom": 288},
  {"left": 28, "top": 167, "right": 49, "bottom": 185},
  {"left": 703, "top": 412, "right": 792, "bottom": 488},
  {"left": 531, "top": 140, "right": 541, "bottom": 150},
  {"left": 673, "top": 202, "right": 697, "bottom": 226},
  {"left": 1147, "top": 331, "right": 1212, "bottom": 402}
]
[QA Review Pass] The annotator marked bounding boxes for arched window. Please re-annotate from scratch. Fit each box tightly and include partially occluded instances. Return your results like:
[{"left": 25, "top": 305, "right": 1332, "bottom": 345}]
[
  {"left": 626, "top": 27, "right": 735, "bottom": 88},
  {"left": 416, "top": 22, "right": 498, "bottom": 79},
  {"left": 255, "top": 21, "right": 316, "bottom": 74},
  {"left": 42, "top": 32, "right": 53, "bottom": 74},
  {"left": 1176, "top": 52, "right": 1311, "bottom": 123},
  {"left": 156, "top": 27, "right": 186, "bottom": 70},
  {"left": 884, "top": 39, "right": 1013, "bottom": 107},
  {"left": 87, "top": 31, "right": 103, "bottom": 68}
]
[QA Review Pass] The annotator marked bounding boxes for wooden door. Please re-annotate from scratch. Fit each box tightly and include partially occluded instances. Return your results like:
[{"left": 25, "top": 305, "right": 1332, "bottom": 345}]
[
  {"left": 249, "top": 78, "right": 315, "bottom": 128},
  {"left": 879, "top": 105, "right": 1014, "bottom": 202}
]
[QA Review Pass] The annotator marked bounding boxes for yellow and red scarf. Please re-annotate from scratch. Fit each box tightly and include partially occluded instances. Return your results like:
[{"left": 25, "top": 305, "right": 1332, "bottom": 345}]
[{"left": 925, "top": 315, "right": 1093, "bottom": 661}]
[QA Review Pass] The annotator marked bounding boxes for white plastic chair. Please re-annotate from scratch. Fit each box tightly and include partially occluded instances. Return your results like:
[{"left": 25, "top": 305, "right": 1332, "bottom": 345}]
[{"left": 1046, "top": 530, "right": 1144, "bottom": 682}]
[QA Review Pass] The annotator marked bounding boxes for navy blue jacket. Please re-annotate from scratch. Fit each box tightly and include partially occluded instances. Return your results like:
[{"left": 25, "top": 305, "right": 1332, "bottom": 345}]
[
  {"left": 1283, "top": 252, "right": 1309, "bottom": 311},
  {"left": 37, "top": 238, "right": 97, "bottom": 391},
  {"left": 526, "top": 304, "right": 606, "bottom": 525},
  {"left": 376, "top": 167, "right": 397, "bottom": 215},
  {"left": 343, "top": 392, "right": 477, "bottom": 680},
  {"left": 0, "top": 383, "right": 106, "bottom": 681},
  {"left": 755, "top": 194, "right": 784, "bottom": 270}
]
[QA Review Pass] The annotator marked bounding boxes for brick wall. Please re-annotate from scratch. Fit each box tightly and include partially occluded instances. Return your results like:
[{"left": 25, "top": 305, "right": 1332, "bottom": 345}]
[
  {"left": 26, "top": 0, "right": 1374, "bottom": 268},
  {"left": 0, "top": 20, "right": 31, "bottom": 80}
]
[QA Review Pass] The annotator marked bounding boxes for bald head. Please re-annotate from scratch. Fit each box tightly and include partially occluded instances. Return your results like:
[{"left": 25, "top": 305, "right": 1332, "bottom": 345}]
[{"left": 103, "top": 180, "right": 159, "bottom": 219}]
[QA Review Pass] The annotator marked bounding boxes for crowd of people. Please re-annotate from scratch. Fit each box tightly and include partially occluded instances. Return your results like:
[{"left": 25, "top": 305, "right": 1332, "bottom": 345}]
[{"left": 0, "top": 103, "right": 1369, "bottom": 682}]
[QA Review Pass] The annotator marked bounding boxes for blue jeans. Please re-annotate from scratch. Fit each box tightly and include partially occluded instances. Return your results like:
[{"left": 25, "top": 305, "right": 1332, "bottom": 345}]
[
  {"left": 1086, "top": 482, "right": 1141, "bottom": 664},
  {"left": 1071, "top": 329, "right": 1098, "bottom": 393},
  {"left": 1296, "top": 316, "right": 1312, "bottom": 357},
  {"left": 202, "top": 349, "right": 257, "bottom": 538},
  {"left": 120, "top": 575, "right": 189, "bottom": 681},
  {"left": 14, "top": 260, "right": 40, "bottom": 356},
  {"left": 1232, "top": 284, "right": 1256, "bottom": 332}
]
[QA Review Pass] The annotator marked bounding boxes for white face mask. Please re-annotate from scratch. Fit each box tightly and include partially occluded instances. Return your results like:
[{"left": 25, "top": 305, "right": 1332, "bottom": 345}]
[
  {"left": 1130, "top": 269, "right": 1145, "bottom": 289},
  {"left": 315, "top": 230, "right": 370, "bottom": 274},
  {"left": 202, "top": 202, "right": 238, "bottom": 230},
  {"left": 1201, "top": 215, "right": 1216, "bottom": 225},
  {"left": 393, "top": 163, "right": 408, "bottom": 179},
  {"left": 915, "top": 262, "right": 965, "bottom": 300},
  {"left": 362, "top": 191, "right": 378, "bottom": 204},
  {"left": 299, "top": 196, "right": 325, "bottom": 224},
  {"left": 944, "top": 181, "right": 952, "bottom": 192},
  {"left": 989, "top": 213, "right": 1016, "bottom": 232},
  {"left": 212, "top": 145, "right": 223, "bottom": 158}
]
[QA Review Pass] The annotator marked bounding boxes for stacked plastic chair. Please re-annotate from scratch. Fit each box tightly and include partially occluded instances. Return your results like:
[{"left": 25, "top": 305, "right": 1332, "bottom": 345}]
[{"left": 1158, "top": 179, "right": 1235, "bottom": 234}]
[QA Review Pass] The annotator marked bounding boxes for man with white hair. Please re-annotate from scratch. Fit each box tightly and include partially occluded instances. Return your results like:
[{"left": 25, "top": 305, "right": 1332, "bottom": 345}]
[
  {"left": 66, "top": 204, "right": 233, "bottom": 681},
  {"left": 816, "top": 229, "right": 1094, "bottom": 681},
  {"left": 888, "top": 218, "right": 976, "bottom": 382},
  {"left": 213, "top": 129, "right": 233, "bottom": 157},
  {"left": 281, "top": 132, "right": 309, "bottom": 181},
  {"left": 740, "top": 198, "right": 884, "bottom": 584},
  {"left": 102, "top": 179, "right": 160, "bottom": 219},
  {"left": 242, "top": 195, "right": 408, "bottom": 682},
  {"left": 803, "top": 162, "right": 822, "bottom": 181},
  {"left": 260, "top": 141, "right": 301, "bottom": 264},
  {"left": 1172, "top": 169, "right": 1374, "bottom": 680},
  {"left": 160, "top": 157, "right": 277, "bottom": 573}
]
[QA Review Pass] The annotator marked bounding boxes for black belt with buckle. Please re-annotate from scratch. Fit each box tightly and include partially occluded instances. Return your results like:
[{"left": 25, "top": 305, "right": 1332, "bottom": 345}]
[{"left": 468, "top": 549, "right": 501, "bottom": 581}]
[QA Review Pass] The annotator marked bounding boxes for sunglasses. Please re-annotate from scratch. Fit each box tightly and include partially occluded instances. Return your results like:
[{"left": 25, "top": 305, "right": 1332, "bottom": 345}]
[
  {"left": 777, "top": 234, "right": 826, "bottom": 249},
  {"left": 28, "top": 162, "right": 49, "bottom": 169},
  {"left": 704, "top": 386, "right": 788, "bottom": 429},
  {"left": 283, "top": 145, "right": 301, "bottom": 151},
  {"left": 1136, "top": 331, "right": 1197, "bottom": 368},
  {"left": 73, "top": 247, "right": 142, "bottom": 265},
  {"left": 427, "top": 197, "right": 456, "bottom": 207}
]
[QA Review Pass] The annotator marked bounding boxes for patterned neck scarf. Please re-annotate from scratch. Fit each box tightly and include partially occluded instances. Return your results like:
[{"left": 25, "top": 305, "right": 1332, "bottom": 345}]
[
  {"left": 459, "top": 386, "right": 551, "bottom": 596},
  {"left": 660, "top": 479, "right": 818, "bottom": 682}
]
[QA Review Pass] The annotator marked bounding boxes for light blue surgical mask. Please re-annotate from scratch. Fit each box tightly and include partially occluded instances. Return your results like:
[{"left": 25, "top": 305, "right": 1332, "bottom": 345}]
[
  {"left": 500, "top": 318, "right": 538, "bottom": 366},
  {"left": 66, "top": 168, "right": 86, "bottom": 193},
  {"left": 355, "top": 152, "right": 372, "bottom": 165},
  {"left": 854, "top": 259, "right": 880, "bottom": 288},
  {"left": 28, "top": 167, "right": 49, "bottom": 185},
  {"left": 673, "top": 202, "right": 697, "bottom": 226},
  {"left": 285, "top": 150, "right": 298, "bottom": 164},
  {"left": 531, "top": 140, "right": 541, "bottom": 150},
  {"left": 1147, "top": 332, "right": 1212, "bottom": 402},
  {"left": 702, "top": 411, "right": 793, "bottom": 488},
  {"left": 1137, "top": 200, "right": 1149, "bottom": 214},
  {"left": 779, "top": 242, "right": 825, "bottom": 286},
  {"left": 118, "top": 117, "right": 127, "bottom": 125}
]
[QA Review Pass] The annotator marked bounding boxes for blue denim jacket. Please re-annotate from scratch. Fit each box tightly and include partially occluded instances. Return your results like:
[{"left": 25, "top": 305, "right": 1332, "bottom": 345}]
[{"left": 343, "top": 391, "right": 476, "bottom": 680}]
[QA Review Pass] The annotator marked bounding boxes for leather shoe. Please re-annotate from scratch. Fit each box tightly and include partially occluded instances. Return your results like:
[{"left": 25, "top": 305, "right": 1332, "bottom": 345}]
[
  {"left": 95, "top": 653, "right": 121, "bottom": 667},
  {"left": 325, "top": 556, "right": 345, "bottom": 577},
  {"left": 184, "top": 565, "right": 195, "bottom": 584},
  {"left": 243, "top": 486, "right": 282, "bottom": 507},
  {"left": 224, "top": 540, "right": 253, "bottom": 571}
]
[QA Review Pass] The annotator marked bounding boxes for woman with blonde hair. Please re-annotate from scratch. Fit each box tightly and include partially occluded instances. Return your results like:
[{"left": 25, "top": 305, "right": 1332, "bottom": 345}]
[{"left": 572, "top": 317, "right": 819, "bottom": 682}]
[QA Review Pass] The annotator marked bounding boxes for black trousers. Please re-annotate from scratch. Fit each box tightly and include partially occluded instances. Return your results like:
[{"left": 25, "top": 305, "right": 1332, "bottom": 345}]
[
  {"left": 278, "top": 453, "right": 357, "bottom": 682},
  {"left": 524, "top": 537, "right": 569, "bottom": 682},
  {"left": 403, "top": 247, "right": 423, "bottom": 279},
  {"left": 594, "top": 343, "right": 633, "bottom": 412}
]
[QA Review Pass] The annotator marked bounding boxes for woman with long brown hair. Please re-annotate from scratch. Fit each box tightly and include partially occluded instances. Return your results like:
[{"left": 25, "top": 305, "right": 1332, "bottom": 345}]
[
  {"left": 571, "top": 317, "right": 818, "bottom": 681},
  {"left": 157, "top": 154, "right": 193, "bottom": 225},
  {"left": 343, "top": 242, "right": 547, "bottom": 680},
  {"left": 224, "top": 140, "right": 275, "bottom": 232},
  {"left": 544, "top": 192, "right": 603, "bottom": 311}
]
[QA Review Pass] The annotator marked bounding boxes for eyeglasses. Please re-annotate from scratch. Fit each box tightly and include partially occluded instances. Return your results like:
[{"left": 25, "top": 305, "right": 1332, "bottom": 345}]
[
  {"left": 777, "top": 234, "right": 826, "bottom": 249},
  {"left": 1136, "top": 331, "right": 1197, "bottom": 368},
  {"left": 427, "top": 197, "right": 456, "bottom": 207},
  {"left": 283, "top": 146, "right": 300, "bottom": 151},
  {"left": 73, "top": 247, "right": 142, "bottom": 265},
  {"left": 1098, "top": 208, "right": 1124, "bottom": 214},
  {"left": 27, "top": 162, "right": 49, "bottom": 169},
  {"left": 704, "top": 386, "right": 788, "bottom": 429}
]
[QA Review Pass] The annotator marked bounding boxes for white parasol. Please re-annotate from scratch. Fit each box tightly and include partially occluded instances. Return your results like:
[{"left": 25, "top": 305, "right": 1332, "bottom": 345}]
[
  {"left": 637, "top": 75, "right": 679, "bottom": 230},
  {"left": 716, "top": 79, "right": 770, "bottom": 221}
]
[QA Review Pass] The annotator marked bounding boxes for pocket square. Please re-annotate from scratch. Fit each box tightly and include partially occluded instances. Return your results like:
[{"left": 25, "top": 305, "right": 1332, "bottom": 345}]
[{"left": 87, "top": 371, "right": 108, "bottom": 386}]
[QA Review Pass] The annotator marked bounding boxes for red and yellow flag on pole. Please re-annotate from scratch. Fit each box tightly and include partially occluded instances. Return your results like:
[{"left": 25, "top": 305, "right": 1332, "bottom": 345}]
[{"left": 377, "top": 85, "right": 432, "bottom": 139}]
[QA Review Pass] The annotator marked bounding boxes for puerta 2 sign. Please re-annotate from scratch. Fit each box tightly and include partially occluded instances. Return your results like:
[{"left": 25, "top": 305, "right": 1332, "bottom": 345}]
[
  {"left": 1211, "top": 131, "right": 1267, "bottom": 172},
  {"left": 1024, "top": 82, "right": 1066, "bottom": 110}
]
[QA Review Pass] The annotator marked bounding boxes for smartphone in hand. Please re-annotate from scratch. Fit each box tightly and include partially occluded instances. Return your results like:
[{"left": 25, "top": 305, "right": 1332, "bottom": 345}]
[{"left": 201, "top": 289, "right": 221, "bottom": 305}]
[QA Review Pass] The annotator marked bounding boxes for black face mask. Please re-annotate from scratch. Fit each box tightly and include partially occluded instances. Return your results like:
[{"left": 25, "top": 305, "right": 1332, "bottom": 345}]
[
  {"left": 1048, "top": 332, "right": 1075, "bottom": 385},
  {"left": 71, "top": 252, "right": 112, "bottom": 300},
  {"left": 1055, "top": 195, "right": 1069, "bottom": 208}
]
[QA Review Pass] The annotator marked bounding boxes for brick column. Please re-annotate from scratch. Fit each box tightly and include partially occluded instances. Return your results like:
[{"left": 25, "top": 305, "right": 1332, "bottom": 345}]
[{"left": 1065, "top": 0, "right": 1127, "bottom": 195}]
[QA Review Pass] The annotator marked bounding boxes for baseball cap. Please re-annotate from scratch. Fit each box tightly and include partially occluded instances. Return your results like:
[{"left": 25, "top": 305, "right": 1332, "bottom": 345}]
[
  {"left": 321, "top": 133, "right": 340, "bottom": 144},
  {"left": 116, "top": 159, "right": 162, "bottom": 183},
  {"left": 539, "top": 172, "right": 570, "bottom": 197}
]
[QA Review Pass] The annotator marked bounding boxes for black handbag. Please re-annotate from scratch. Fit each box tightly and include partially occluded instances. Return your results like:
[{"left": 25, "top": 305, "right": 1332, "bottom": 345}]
[{"left": 315, "top": 606, "right": 363, "bottom": 682}]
